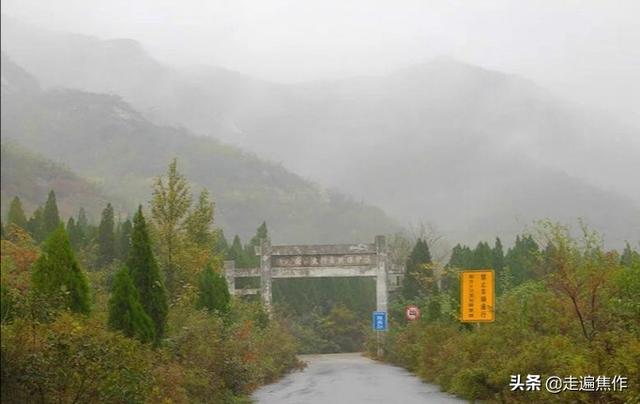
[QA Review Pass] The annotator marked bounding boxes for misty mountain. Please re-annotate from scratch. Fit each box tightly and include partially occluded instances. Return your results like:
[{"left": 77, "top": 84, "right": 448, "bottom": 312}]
[
  {"left": 1, "top": 142, "right": 118, "bottom": 221},
  {"left": 2, "top": 16, "right": 639, "bottom": 246},
  {"left": 1, "top": 54, "right": 399, "bottom": 243}
]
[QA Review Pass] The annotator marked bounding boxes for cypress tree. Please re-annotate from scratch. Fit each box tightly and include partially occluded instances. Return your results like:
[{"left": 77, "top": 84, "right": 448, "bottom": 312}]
[
  {"left": 448, "top": 243, "right": 475, "bottom": 268},
  {"left": 117, "top": 218, "right": 133, "bottom": 261},
  {"left": 66, "top": 208, "right": 88, "bottom": 248},
  {"left": 97, "top": 203, "right": 116, "bottom": 267},
  {"left": 42, "top": 190, "right": 61, "bottom": 236},
  {"left": 402, "top": 238, "right": 432, "bottom": 300},
  {"left": 66, "top": 217, "right": 80, "bottom": 250},
  {"left": 245, "top": 222, "right": 268, "bottom": 267},
  {"left": 31, "top": 225, "right": 91, "bottom": 314},
  {"left": 215, "top": 229, "right": 229, "bottom": 256},
  {"left": 108, "top": 266, "right": 156, "bottom": 343},
  {"left": 196, "top": 263, "right": 231, "bottom": 314},
  {"left": 471, "top": 241, "right": 493, "bottom": 268},
  {"left": 448, "top": 244, "right": 465, "bottom": 268},
  {"left": 505, "top": 234, "right": 539, "bottom": 285},
  {"left": 228, "top": 235, "right": 248, "bottom": 267},
  {"left": 127, "top": 206, "right": 168, "bottom": 343},
  {"left": 493, "top": 237, "right": 505, "bottom": 293},
  {"left": 27, "top": 207, "right": 45, "bottom": 243},
  {"left": 77, "top": 208, "right": 88, "bottom": 234},
  {"left": 7, "top": 196, "right": 28, "bottom": 229},
  {"left": 620, "top": 242, "right": 640, "bottom": 268},
  {"left": 493, "top": 237, "right": 505, "bottom": 272}
]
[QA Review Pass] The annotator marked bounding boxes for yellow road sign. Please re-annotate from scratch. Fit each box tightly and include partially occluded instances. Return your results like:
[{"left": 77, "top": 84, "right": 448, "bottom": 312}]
[{"left": 460, "top": 270, "right": 495, "bottom": 322}]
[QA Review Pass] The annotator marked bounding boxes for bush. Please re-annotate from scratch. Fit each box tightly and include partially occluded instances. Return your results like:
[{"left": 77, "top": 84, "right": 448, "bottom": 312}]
[
  {"left": 1, "top": 313, "right": 154, "bottom": 403},
  {"left": 164, "top": 295, "right": 300, "bottom": 402},
  {"left": 369, "top": 225, "right": 640, "bottom": 402}
]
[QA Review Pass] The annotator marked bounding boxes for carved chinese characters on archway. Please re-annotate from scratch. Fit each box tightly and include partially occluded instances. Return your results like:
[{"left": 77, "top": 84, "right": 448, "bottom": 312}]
[{"left": 272, "top": 254, "right": 373, "bottom": 267}]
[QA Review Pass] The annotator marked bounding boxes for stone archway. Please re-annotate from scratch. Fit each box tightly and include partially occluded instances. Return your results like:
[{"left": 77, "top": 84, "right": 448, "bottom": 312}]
[{"left": 225, "top": 235, "right": 401, "bottom": 313}]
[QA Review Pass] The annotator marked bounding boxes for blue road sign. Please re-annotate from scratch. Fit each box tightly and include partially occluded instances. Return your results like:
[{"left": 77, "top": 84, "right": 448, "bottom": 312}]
[{"left": 372, "top": 311, "right": 387, "bottom": 331}]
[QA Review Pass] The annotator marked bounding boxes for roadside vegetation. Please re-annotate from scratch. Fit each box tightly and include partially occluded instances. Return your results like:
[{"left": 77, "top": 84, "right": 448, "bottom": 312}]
[
  {"left": 1, "top": 160, "right": 301, "bottom": 403},
  {"left": 368, "top": 223, "right": 640, "bottom": 403}
]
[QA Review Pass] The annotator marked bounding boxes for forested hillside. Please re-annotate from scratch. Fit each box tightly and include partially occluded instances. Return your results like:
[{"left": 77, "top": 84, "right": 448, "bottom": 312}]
[
  {"left": 0, "top": 54, "right": 398, "bottom": 243},
  {"left": 3, "top": 16, "right": 639, "bottom": 247},
  {"left": 1, "top": 143, "right": 118, "bottom": 221}
]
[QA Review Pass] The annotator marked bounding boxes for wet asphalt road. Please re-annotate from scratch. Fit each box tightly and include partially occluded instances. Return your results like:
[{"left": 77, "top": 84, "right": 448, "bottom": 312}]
[{"left": 252, "top": 353, "right": 465, "bottom": 404}]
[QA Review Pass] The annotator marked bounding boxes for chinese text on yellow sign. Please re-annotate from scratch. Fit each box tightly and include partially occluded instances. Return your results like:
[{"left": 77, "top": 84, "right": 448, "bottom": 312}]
[{"left": 460, "top": 270, "right": 494, "bottom": 322}]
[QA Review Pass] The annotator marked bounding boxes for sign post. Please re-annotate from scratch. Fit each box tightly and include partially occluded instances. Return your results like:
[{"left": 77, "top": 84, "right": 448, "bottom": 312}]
[
  {"left": 460, "top": 269, "right": 495, "bottom": 323},
  {"left": 372, "top": 311, "right": 387, "bottom": 357}
]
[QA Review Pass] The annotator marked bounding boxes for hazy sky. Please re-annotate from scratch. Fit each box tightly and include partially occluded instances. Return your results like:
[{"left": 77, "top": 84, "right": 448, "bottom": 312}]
[{"left": 2, "top": 0, "right": 639, "bottom": 123}]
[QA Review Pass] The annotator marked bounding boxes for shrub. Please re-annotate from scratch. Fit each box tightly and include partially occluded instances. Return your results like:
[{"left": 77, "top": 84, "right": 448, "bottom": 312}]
[{"left": 1, "top": 313, "right": 153, "bottom": 403}]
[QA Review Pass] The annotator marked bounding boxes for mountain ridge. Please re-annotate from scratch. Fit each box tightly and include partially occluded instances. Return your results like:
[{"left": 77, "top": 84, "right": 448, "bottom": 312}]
[
  {"left": 1, "top": 53, "right": 400, "bottom": 243},
  {"left": 2, "top": 17, "right": 638, "bottom": 247}
]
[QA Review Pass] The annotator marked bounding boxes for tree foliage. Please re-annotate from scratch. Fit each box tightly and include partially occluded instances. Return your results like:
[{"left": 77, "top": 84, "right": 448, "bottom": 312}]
[
  {"left": 96, "top": 203, "right": 116, "bottom": 268},
  {"left": 151, "top": 158, "right": 191, "bottom": 295},
  {"left": 27, "top": 206, "right": 45, "bottom": 243},
  {"left": 185, "top": 189, "right": 215, "bottom": 248},
  {"left": 1, "top": 179, "right": 301, "bottom": 403},
  {"left": 196, "top": 263, "right": 230, "bottom": 315},
  {"left": 108, "top": 266, "right": 155, "bottom": 343},
  {"left": 116, "top": 218, "right": 132, "bottom": 261},
  {"left": 1, "top": 313, "right": 154, "bottom": 403},
  {"left": 127, "top": 207, "right": 168, "bottom": 344},
  {"left": 374, "top": 223, "right": 640, "bottom": 402},
  {"left": 6, "top": 197, "right": 28, "bottom": 230},
  {"left": 31, "top": 225, "right": 91, "bottom": 315},
  {"left": 402, "top": 238, "right": 432, "bottom": 300},
  {"left": 245, "top": 221, "right": 268, "bottom": 267},
  {"left": 42, "top": 190, "right": 61, "bottom": 236}
]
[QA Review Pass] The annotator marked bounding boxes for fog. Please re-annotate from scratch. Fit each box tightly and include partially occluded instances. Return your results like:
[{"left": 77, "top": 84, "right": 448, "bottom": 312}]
[
  {"left": 1, "top": 1, "right": 639, "bottom": 247},
  {"left": 2, "top": 0, "right": 640, "bottom": 125}
]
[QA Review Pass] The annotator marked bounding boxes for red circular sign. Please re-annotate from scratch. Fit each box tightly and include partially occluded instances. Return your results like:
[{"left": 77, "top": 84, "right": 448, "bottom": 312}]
[{"left": 405, "top": 305, "right": 421, "bottom": 321}]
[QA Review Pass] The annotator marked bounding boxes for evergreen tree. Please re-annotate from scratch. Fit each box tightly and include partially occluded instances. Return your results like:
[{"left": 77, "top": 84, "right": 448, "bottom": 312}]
[
  {"left": 108, "top": 266, "right": 156, "bottom": 343},
  {"left": 27, "top": 207, "right": 46, "bottom": 243},
  {"left": 493, "top": 237, "right": 506, "bottom": 293},
  {"left": 128, "top": 206, "right": 168, "bottom": 343},
  {"left": 151, "top": 159, "right": 191, "bottom": 294},
  {"left": 73, "top": 208, "right": 88, "bottom": 247},
  {"left": 402, "top": 238, "right": 432, "bottom": 300},
  {"left": 505, "top": 234, "right": 539, "bottom": 285},
  {"left": 215, "top": 229, "right": 229, "bottom": 256},
  {"left": 492, "top": 237, "right": 505, "bottom": 272},
  {"left": 185, "top": 189, "right": 215, "bottom": 247},
  {"left": 31, "top": 225, "right": 91, "bottom": 314},
  {"left": 196, "top": 263, "right": 231, "bottom": 314},
  {"left": 448, "top": 243, "right": 473, "bottom": 268},
  {"left": 96, "top": 203, "right": 116, "bottom": 267},
  {"left": 117, "top": 218, "right": 133, "bottom": 261},
  {"left": 66, "top": 217, "right": 81, "bottom": 250},
  {"left": 620, "top": 242, "right": 640, "bottom": 268},
  {"left": 6, "top": 196, "right": 28, "bottom": 229},
  {"left": 245, "top": 222, "right": 268, "bottom": 267},
  {"left": 448, "top": 244, "right": 464, "bottom": 267},
  {"left": 228, "top": 235, "right": 249, "bottom": 267},
  {"left": 77, "top": 208, "right": 89, "bottom": 233},
  {"left": 42, "top": 190, "right": 61, "bottom": 236},
  {"left": 500, "top": 265, "right": 514, "bottom": 294},
  {"left": 471, "top": 241, "right": 493, "bottom": 268}
]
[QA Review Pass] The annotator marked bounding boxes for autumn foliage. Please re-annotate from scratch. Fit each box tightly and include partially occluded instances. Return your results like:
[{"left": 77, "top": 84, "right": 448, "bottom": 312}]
[{"left": 370, "top": 223, "right": 640, "bottom": 403}]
